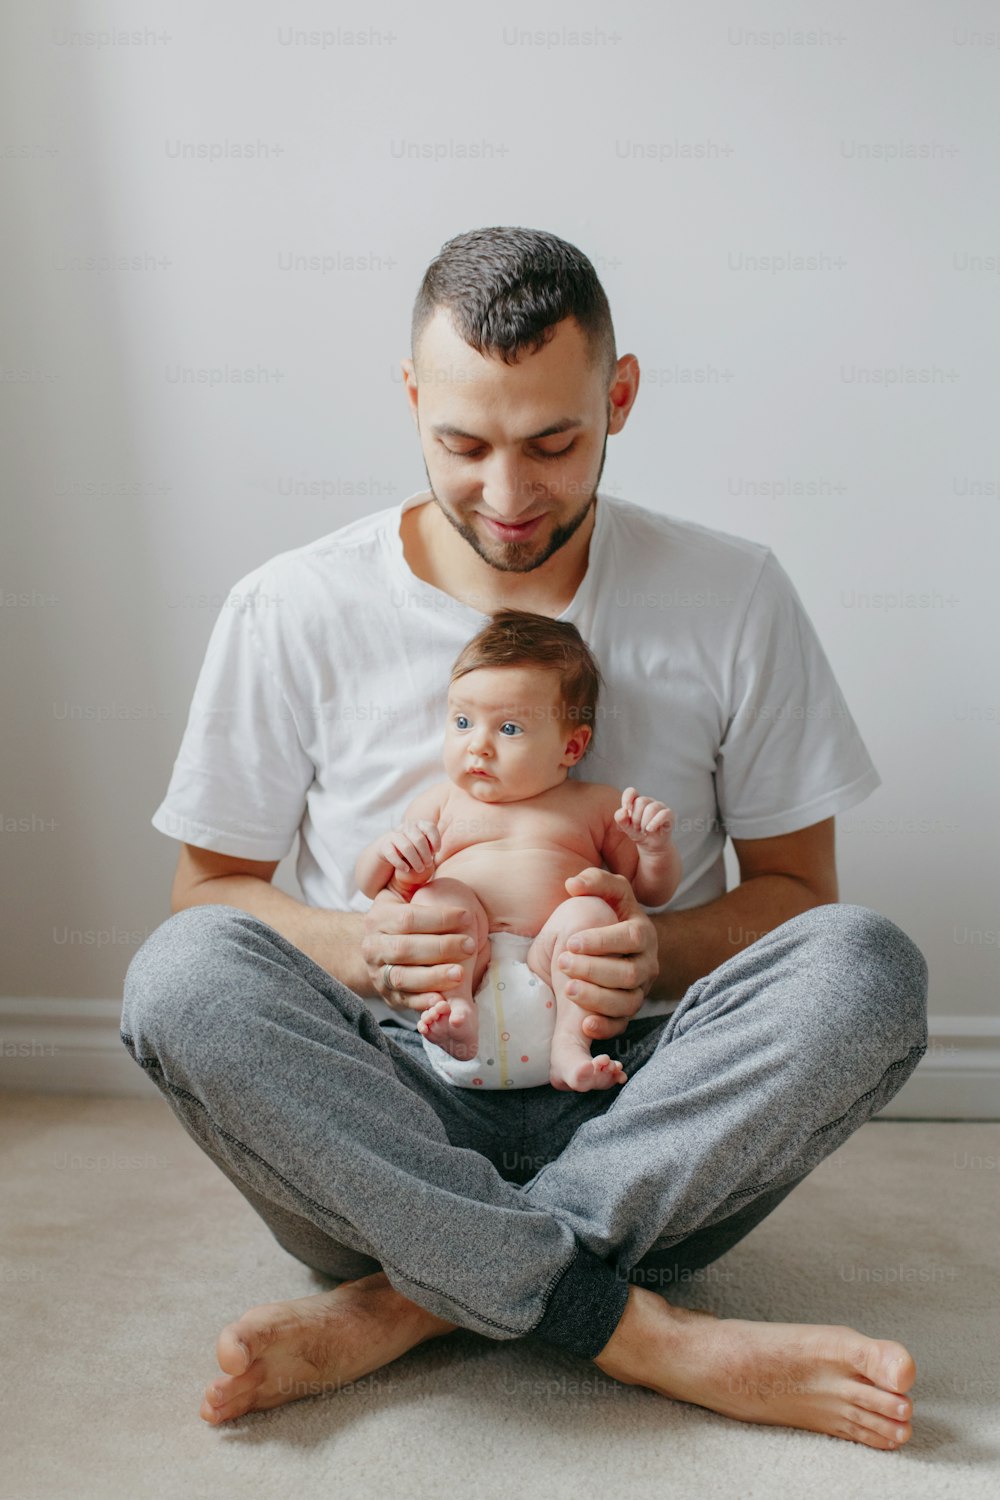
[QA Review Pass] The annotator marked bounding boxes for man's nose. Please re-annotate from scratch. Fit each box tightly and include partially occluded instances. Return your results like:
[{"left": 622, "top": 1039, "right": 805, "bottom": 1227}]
[{"left": 480, "top": 456, "right": 540, "bottom": 517}]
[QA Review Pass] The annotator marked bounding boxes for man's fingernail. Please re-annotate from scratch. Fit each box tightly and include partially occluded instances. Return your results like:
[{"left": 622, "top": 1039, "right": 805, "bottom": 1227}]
[
  {"left": 449, "top": 966, "right": 463, "bottom": 979},
  {"left": 566, "top": 983, "right": 578, "bottom": 996},
  {"left": 462, "top": 937, "right": 476, "bottom": 952}
]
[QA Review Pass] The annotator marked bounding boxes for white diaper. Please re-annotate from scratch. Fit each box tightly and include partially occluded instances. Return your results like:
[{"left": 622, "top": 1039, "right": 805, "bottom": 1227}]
[{"left": 420, "top": 931, "right": 556, "bottom": 1089}]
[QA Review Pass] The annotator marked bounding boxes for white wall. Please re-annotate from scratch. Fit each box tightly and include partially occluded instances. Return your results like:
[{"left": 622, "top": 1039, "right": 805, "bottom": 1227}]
[{"left": 2, "top": 1, "right": 997, "bottom": 1055}]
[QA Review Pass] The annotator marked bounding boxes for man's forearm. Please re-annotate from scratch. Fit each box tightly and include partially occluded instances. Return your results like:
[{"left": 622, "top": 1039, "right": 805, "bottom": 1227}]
[
  {"left": 175, "top": 877, "right": 375, "bottom": 997},
  {"left": 176, "top": 871, "right": 827, "bottom": 1011},
  {"left": 647, "top": 875, "right": 829, "bottom": 1003}
]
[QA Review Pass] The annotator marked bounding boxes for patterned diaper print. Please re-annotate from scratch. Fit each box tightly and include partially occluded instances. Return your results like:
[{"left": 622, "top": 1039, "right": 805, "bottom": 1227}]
[{"left": 420, "top": 931, "right": 556, "bottom": 1089}]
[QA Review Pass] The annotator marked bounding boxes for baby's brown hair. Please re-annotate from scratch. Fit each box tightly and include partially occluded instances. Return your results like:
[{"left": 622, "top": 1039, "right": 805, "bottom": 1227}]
[{"left": 449, "top": 608, "right": 603, "bottom": 759}]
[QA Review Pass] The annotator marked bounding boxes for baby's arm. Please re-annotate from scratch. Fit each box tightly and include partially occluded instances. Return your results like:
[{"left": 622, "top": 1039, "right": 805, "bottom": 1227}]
[
  {"left": 354, "top": 782, "right": 448, "bottom": 899},
  {"left": 600, "top": 787, "right": 683, "bottom": 907}
]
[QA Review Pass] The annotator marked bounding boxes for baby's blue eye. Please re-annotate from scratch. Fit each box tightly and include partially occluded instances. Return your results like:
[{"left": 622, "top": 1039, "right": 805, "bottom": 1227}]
[
  {"left": 500, "top": 722, "right": 523, "bottom": 736},
  {"left": 455, "top": 714, "right": 470, "bottom": 730}
]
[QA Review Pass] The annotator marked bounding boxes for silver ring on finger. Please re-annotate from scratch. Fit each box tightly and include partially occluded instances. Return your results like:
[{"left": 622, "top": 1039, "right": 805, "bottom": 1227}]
[{"left": 382, "top": 962, "right": 395, "bottom": 994}]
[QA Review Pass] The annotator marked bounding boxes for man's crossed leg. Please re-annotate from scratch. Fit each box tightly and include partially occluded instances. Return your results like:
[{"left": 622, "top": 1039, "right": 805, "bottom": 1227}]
[{"left": 119, "top": 901, "right": 928, "bottom": 1448}]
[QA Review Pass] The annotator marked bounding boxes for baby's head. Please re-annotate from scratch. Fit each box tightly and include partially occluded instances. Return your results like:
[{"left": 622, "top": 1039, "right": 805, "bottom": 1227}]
[{"left": 445, "top": 609, "right": 604, "bottom": 802}]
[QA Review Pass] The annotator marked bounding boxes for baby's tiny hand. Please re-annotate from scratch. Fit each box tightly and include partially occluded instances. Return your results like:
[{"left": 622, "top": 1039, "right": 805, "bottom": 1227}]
[
  {"left": 379, "top": 819, "right": 441, "bottom": 886},
  {"left": 614, "top": 788, "right": 675, "bottom": 848}
]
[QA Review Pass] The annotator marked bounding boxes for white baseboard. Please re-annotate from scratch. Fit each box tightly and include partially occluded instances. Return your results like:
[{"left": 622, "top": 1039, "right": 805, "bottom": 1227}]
[
  {"left": 874, "top": 1017, "right": 1000, "bottom": 1120},
  {"left": 0, "top": 997, "right": 156, "bottom": 1098},
  {"left": 0, "top": 998, "right": 997, "bottom": 1118}
]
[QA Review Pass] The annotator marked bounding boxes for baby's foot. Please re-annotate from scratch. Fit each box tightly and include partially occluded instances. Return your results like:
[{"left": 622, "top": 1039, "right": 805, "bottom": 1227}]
[
  {"left": 417, "top": 997, "right": 480, "bottom": 1061},
  {"left": 549, "top": 1031, "right": 628, "bottom": 1092}
]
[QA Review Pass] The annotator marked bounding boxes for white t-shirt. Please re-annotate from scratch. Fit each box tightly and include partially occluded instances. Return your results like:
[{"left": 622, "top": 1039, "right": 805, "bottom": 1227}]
[{"left": 153, "top": 490, "right": 881, "bottom": 1026}]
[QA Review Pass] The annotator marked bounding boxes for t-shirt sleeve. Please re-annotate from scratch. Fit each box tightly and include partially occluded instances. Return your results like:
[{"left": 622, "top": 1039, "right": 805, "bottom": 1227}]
[
  {"left": 151, "top": 583, "right": 315, "bottom": 859},
  {"left": 715, "top": 549, "right": 881, "bottom": 840}
]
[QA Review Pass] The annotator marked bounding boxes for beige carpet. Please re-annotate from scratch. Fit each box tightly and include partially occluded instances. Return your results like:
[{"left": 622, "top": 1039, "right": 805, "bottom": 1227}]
[{"left": 2, "top": 1093, "right": 998, "bottom": 1500}]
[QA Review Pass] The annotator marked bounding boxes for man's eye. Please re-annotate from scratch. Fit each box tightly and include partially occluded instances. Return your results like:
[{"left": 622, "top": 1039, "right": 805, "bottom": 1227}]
[{"left": 443, "top": 441, "right": 577, "bottom": 461}]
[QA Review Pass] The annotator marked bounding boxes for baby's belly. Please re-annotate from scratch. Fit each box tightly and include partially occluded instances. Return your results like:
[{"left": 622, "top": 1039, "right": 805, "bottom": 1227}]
[{"left": 435, "top": 846, "right": 594, "bottom": 934}]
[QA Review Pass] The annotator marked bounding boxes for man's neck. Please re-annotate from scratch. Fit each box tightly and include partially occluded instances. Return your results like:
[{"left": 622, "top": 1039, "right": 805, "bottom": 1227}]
[{"left": 401, "top": 497, "right": 597, "bottom": 617}]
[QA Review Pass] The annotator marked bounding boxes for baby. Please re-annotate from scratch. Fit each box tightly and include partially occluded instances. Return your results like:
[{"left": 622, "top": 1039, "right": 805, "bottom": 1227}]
[{"left": 354, "top": 609, "right": 682, "bottom": 1093}]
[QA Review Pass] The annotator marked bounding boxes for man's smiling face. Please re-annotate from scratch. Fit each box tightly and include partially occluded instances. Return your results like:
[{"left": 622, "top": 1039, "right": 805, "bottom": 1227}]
[{"left": 402, "top": 309, "right": 633, "bottom": 575}]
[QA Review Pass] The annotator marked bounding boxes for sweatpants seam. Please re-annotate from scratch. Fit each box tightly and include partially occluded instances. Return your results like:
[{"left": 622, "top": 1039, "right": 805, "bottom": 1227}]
[
  {"left": 120, "top": 1031, "right": 553, "bottom": 1340},
  {"left": 728, "top": 1042, "right": 927, "bottom": 1205},
  {"left": 536, "top": 1242, "right": 584, "bottom": 1306}
]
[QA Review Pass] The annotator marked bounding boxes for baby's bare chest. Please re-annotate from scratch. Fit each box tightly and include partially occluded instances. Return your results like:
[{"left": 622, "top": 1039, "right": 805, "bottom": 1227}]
[{"left": 438, "top": 789, "right": 605, "bottom": 863}]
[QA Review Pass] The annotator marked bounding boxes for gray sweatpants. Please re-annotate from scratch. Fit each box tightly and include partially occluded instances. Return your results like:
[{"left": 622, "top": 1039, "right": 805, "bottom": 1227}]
[{"left": 119, "top": 901, "right": 928, "bottom": 1361}]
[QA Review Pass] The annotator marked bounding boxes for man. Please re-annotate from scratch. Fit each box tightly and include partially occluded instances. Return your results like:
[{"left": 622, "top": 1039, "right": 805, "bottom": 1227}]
[{"left": 121, "top": 226, "right": 928, "bottom": 1448}]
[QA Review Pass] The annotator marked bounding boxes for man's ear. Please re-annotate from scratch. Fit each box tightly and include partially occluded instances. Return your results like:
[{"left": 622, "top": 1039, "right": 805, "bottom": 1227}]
[
  {"left": 607, "top": 352, "right": 640, "bottom": 435},
  {"left": 400, "top": 357, "right": 419, "bottom": 417}
]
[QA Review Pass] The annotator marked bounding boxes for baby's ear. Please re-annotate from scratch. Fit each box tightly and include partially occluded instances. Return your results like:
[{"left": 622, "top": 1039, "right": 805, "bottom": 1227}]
[{"left": 563, "top": 724, "right": 592, "bottom": 764}]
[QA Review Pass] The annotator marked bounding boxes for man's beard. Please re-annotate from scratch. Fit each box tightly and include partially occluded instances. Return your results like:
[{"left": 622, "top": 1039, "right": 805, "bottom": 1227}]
[{"left": 424, "top": 426, "right": 608, "bottom": 575}]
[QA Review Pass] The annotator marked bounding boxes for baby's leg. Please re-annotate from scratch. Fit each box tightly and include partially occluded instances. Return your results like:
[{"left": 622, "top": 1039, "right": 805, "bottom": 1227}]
[
  {"left": 408, "top": 878, "right": 490, "bottom": 1062},
  {"left": 527, "top": 897, "right": 629, "bottom": 1093}
]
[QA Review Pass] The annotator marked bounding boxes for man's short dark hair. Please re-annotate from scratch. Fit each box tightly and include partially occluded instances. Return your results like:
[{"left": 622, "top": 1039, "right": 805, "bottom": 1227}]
[{"left": 412, "top": 226, "right": 618, "bottom": 389}]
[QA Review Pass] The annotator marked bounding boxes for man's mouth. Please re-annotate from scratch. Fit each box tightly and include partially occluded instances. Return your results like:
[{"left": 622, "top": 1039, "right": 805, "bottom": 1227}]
[{"left": 480, "top": 514, "right": 544, "bottom": 541}]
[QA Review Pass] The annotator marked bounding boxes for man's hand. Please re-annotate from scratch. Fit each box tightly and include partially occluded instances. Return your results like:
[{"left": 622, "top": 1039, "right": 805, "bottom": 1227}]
[
  {"left": 559, "top": 867, "right": 660, "bottom": 1041},
  {"left": 361, "top": 887, "right": 475, "bottom": 1016}
]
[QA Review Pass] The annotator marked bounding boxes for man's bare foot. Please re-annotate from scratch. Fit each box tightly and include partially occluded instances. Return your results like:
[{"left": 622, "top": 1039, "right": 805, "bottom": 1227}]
[
  {"left": 417, "top": 996, "right": 480, "bottom": 1060},
  {"left": 200, "top": 1271, "right": 456, "bottom": 1424},
  {"left": 593, "top": 1284, "right": 916, "bottom": 1449},
  {"left": 549, "top": 1032, "right": 628, "bottom": 1092}
]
